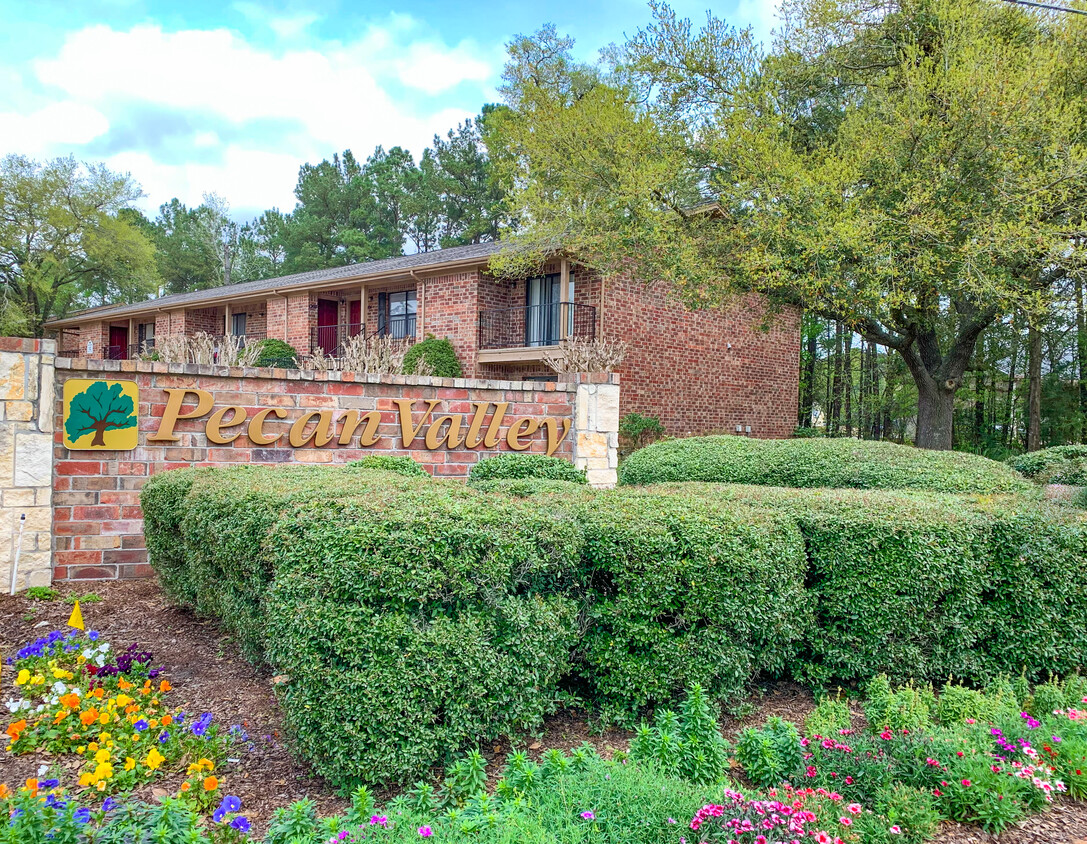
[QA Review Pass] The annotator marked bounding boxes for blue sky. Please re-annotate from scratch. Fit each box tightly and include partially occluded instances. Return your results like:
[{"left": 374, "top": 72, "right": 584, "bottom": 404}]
[{"left": 1, "top": 0, "right": 777, "bottom": 221}]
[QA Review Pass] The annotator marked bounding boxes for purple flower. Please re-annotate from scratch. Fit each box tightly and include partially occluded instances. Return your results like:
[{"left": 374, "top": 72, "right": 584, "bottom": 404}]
[
  {"left": 221, "top": 796, "right": 242, "bottom": 814},
  {"left": 212, "top": 807, "right": 226, "bottom": 823},
  {"left": 190, "top": 713, "right": 213, "bottom": 737},
  {"left": 87, "top": 631, "right": 100, "bottom": 642},
  {"left": 580, "top": 811, "right": 595, "bottom": 820},
  {"left": 73, "top": 808, "right": 91, "bottom": 824},
  {"left": 40, "top": 779, "right": 59, "bottom": 789},
  {"left": 102, "top": 798, "right": 117, "bottom": 812},
  {"left": 158, "top": 731, "right": 170, "bottom": 743},
  {"left": 418, "top": 826, "right": 433, "bottom": 837},
  {"left": 231, "top": 816, "right": 251, "bottom": 833},
  {"left": 134, "top": 719, "right": 149, "bottom": 732}
]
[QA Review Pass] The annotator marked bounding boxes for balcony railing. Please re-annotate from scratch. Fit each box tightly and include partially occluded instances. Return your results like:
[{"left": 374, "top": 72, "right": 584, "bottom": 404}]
[
  {"left": 311, "top": 318, "right": 416, "bottom": 356},
  {"left": 478, "top": 303, "right": 596, "bottom": 351}
]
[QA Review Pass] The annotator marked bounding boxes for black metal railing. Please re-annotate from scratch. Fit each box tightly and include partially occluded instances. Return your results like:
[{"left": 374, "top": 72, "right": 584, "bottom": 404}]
[
  {"left": 478, "top": 303, "right": 596, "bottom": 351},
  {"left": 105, "top": 344, "right": 127, "bottom": 360},
  {"left": 311, "top": 319, "right": 416, "bottom": 356},
  {"left": 128, "top": 338, "right": 156, "bottom": 358}
]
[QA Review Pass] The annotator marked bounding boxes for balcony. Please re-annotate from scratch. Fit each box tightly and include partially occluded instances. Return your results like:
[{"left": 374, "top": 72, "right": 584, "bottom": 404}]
[
  {"left": 477, "top": 303, "right": 597, "bottom": 363},
  {"left": 311, "top": 317, "right": 416, "bottom": 357}
]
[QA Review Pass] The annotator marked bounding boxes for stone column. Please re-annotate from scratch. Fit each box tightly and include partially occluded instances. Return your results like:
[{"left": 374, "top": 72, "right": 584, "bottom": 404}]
[
  {"left": 0, "top": 338, "right": 55, "bottom": 591},
  {"left": 572, "top": 372, "right": 619, "bottom": 488}
]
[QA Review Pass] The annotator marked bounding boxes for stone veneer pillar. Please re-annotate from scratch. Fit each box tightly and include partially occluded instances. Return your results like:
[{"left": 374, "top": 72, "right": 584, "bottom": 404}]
[
  {"left": 572, "top": 373, "right": 620, "bottom": 487},
  {"left": 0, "top": 338, "right": 55, "bottom": 591}
]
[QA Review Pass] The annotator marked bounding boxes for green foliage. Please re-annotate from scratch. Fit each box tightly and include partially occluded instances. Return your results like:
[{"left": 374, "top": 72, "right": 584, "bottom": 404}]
[
  {"left": 936, "top": 683, "right": 1016, "bottom": 725},
  {"left": 1074, "top": 486, "right": 1087, "bottom": 510},
  {"left": 618, "top": 436, "right": 1032, "bottom": 493},
  {"left": 618, "top": 413, "right": 665, "bottom": 454},
  {"left": 23, "top": 586, "right": 58, "bottom": 601},
  {"left": 805, "top": 694, "right": 852, "bottom": 738},
  {"left": 1009, "top": 445, "right": 1087, "bottom": 486},
  {"left": 253, "top": 338, "right": 298, "bottom": 368},
  {"left": 864, "top": 676, "right": 934, "bottom": 731},
  {"left": 629, "top": 685, "right": 728, "bottom": 785},
  {"left": 734, "top": 716, "right": 803, "bottom": 788},
  {"left": 577, "top": 488, "right": 811, "bottom": 724},
  {"left": 468, "top": 453, "right": 587, "bottom": 485},
  {"left": 348, "top": 455, "right": 429, "bottom": 478},
  {"left": 468, "top": 478, "right": 595, "bottom": 498},
  {"left": 63, "top": 381, "right": 137, "bottom": 447},
  {"left": 872, "top": 784, "right": 941, "bottom": 844},
  {"left": 402, "top": 334, "right": 463, "bottom": 378},
  {"left": 1027, "top": 675, "right": 1087, "bottom": 717}
]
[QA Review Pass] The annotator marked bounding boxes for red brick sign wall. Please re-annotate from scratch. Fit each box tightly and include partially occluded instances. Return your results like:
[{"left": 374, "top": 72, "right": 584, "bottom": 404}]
[{"left": 53, "top": 360, "right": 588, "bottom": 583}]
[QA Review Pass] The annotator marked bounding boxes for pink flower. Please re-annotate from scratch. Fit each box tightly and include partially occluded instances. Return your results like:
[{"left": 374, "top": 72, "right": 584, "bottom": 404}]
[
  {"left": 844, "top": 776, "right": 853, "bottom": 785},
  {"left": 961, "top": 779, "right": 972, "bottom": 788},
  {"left": 889, "top": 825, "right": 902, "bottom": 834},
  {"left": 417, "top": 827, "right": 432, "bottom": 838},
  {"left": 879, "top": 730, "right": 893, "bottom": 740},
  {"left": 847, "top": 803, "right": 862, "bottom": 815},
  {"left": 815, "top": 833, "right": 832, "bottom": 844},
  {"left": 580, "top": 811, "right": 595, "bottom": 820},
  {"left": 839, "top": 817, "right": 853, "bottom": 826}
]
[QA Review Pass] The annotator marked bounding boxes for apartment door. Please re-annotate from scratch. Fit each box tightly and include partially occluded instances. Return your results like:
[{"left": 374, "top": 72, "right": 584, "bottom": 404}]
[
  {"left": 109, "top": 326, "right": 129, "bottom": 360},
  {"left": 316, "top": 299, "right": 339, "bottom": 353},
  {"left": 348, "top": 300, "right": 362, "bottom": 337},
  {"left": 525, "top": 274, "right": 573, "bottom": 346}
]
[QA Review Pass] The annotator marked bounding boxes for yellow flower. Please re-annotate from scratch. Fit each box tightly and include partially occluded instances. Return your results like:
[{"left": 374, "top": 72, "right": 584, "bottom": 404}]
[
  {"left": 78, "top": 773, "right": 93, "bottom": 788},
  {"left": 95, "top": 749, "right": 110, "bottom": 764},
  {"left": 144, "top": 748, "right": 165, "bottom": 771},
  {"left": 15, "top": 669, "right": 29, "bottom": 686},
  {"left": 99, "top": 713, "right": 110, "bottom": 725},
  {"left": 93, "top": 762, "right": 113, "bottom": 780},
  {"left": 115, "top": 694, "right": 132, "bottom": 707},
  {"left": 124, "top": 757, "right": 135, "bottom": 772},
  {"left": 99, "top": 732, "right": 111, "bottom": 742},
  {"left": 76, "top": 746, "right": 86, "bottom": 755},
  {"left": 88, "top": 742, "right": 99, "bottom": 752}
]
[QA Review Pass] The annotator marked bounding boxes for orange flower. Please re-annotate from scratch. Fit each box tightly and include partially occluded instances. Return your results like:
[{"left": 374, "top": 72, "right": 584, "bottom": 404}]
[
  {"left": 180, "top": 782, "right": 191, "bottom": 792},
  {"left": 59, "top": 693, "right": 80, "bottom": 710},
  {"left": 118, "top": 679, "right": 133, "bottom": 691},
  {"left": 5, "top": 720, "right": 26, "bottom": 741},
  {"left": 24, "top": 778, "right": 38, "bottom": 796},
  {"left": 0, "top": 784, "right": 9, "bottom": 798},
  {"left": 203, "top": 776, "right": 218, "bottom": 792},
  {"left": 80, "top": 708, "right": 100, "bottom": 727},
  {"left": 92, "top": 688, "right": 105, "bottom": 699},
  {"left": 159, "top": 680, "right": 172, "bottom": 693},
  {"left": 161, "top": 715, "right": 173, "bottom": 727}
]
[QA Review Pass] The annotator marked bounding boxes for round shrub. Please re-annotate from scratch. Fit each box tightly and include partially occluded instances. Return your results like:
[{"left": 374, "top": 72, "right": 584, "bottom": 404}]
[
  {"left": 1008, "top": 445, "right": 1087, "bottom": 485},
  {"left": 347, "top": 455, "right": 429, "bottom": 478},
  {"left": 469, "top": 478, "right": 595, "bottom": 498},
  {"left": 403, "top": 334, "right": 462, "bottom": 378},
  {"left": 468, "top": 453, "right": 587, "bottom": 485},
  {"left": 253, "top": 338, "right": 298, "bottom": 368},
  {"left": 618, "top": 435, "right": 1032, "bottom": 494}
]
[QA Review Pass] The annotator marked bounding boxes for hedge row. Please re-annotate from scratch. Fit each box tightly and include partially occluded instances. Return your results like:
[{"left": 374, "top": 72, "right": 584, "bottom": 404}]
[
  {"left": 618, "top": 435, "right": 1033, "bottom": 494},
  {"left": 1008, "top": 444, "right": 1087, "bottom": 486},
  {"left": 142, "top": 465, "right": 1087, "bottom": 786}
]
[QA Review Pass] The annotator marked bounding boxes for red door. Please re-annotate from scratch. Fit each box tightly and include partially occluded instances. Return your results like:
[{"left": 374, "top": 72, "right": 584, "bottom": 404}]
[
  {"left": 348, "top": 300, "right": 362, "bottom": 336},
  {"left": 316, "top": 299, "right": 339, "bottom": 353},
  {"left": 109, "top": 326, "right": 129, "bottom": 360}
]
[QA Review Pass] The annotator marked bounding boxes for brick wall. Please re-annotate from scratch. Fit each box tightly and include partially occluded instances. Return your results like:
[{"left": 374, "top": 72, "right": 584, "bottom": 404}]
[
  {"left": 603, "top": 278, "right": 800, "bottom": 438},
  {"left": 51, "top": 359, "right": 608, "bottom": 582},
  {"left": 185, "top": 307, "right": 224, "bottom": 335},
  {"left": 420, "top": 270, "right": 480, "bottom": 377}
]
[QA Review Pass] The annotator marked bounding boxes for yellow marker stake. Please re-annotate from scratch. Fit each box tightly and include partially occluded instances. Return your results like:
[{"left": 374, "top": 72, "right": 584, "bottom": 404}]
[{"left": 67, "top": 601, "right": 85, "bottom": 631}]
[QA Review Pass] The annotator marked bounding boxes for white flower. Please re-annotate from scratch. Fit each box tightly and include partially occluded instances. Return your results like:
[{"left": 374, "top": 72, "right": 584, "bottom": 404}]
[{"left": 37, "top": 764, "right": 48, "bottom": 777}]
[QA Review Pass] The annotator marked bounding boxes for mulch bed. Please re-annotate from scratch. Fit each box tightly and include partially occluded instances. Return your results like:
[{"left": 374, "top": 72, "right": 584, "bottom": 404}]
[{"left": 2, "top": 579, "right": 1086, "bottom": 841}]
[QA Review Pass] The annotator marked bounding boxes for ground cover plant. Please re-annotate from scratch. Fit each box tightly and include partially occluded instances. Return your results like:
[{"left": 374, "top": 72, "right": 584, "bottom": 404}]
[
  {"left": 1008, "top": 445, "right": 1087, "bottom": 486},
  {"left": 467, "top": 453, "right": 587, "bottom": 484},
  {"left": 618, "top": 436, "right": 1033, "bottom": 494}
]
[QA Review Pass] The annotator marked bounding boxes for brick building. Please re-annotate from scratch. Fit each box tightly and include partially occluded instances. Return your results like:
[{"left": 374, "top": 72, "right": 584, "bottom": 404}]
[{"left": 45, "top": 242, "right": 800, "bottom": 437}]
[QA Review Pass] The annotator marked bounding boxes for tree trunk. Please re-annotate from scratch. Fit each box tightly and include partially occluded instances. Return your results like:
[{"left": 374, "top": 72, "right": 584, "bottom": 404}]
[
  {"left": 91, "top": 422, "right": 107, "bottom": 447},
  {"left": 1077, "top": 275, "right": 1086, "bottom": 444},
  {"left": 1002, "top": 320, "right": 1019, "bottom": 447},
  {"left": 844, "top": 330, "right": 854, "bottom": 437},
  {"left": 800, "top": 316, "right": 817, "bottom": 428},
  {"left": 1027, "top": 321, "right": 1043, "bottom": 452},
  {"left": 830, "top": 322, "right": 843, "bottom": 435},
  {"left": 914, "top": 380, "right": 957, "bottom": 450}
]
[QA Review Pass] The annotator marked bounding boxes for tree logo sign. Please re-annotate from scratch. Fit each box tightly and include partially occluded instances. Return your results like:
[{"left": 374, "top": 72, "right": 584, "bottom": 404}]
[{"left": 62, "top": 379, "right": 139, "bottom": 450}]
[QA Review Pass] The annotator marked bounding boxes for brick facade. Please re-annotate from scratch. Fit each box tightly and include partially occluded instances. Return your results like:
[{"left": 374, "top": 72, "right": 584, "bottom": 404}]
[{"left": 50, "top": 359, "right": 612, "bottom": 582}]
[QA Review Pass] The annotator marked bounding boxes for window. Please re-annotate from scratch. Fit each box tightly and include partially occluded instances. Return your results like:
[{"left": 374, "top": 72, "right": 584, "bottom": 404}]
[
  {"left": 378, "top": 290, "right": 417, "bottom": 339},
  {"left": 525, "top": 273, "right": 574, "bottom": 347},
  {"left": 231, "top": 312, "right": 247, "bottom": 336},
  {"left": 137, "top": 322, "right": 155, "bottom": 343}
]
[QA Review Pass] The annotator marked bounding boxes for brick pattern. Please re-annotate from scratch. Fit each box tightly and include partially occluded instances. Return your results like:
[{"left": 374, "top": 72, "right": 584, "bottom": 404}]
[
  {"left": 419, "top": 270, "right": 480, "bottom": 377},
  {"left": 52, "top": 359, "right": 591, "bottom": 582},
  {"left": 0, "top": 338, "right": 55, "bottom": 592},
  {"left": 603, "top": 278, "right": 800, "bottom": 437},
  {"left": 185, "top": 307, "right": 223, "bottom": 335}
]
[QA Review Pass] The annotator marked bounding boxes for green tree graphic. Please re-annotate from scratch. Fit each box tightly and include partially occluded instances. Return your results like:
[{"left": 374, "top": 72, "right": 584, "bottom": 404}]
[{"left": 65, "top": 382, "right": 137, "bottom": 447}]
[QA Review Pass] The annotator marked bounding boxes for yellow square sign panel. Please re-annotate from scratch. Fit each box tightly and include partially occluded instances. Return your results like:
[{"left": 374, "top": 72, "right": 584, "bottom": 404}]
[{"left": 62, "top": 379, "right": 140, "bottom": 451}]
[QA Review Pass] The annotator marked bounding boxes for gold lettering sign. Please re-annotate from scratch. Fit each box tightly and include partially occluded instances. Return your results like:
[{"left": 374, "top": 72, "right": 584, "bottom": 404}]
[{"left": 147, "top": 393, "right": 571, "bottom": 456}]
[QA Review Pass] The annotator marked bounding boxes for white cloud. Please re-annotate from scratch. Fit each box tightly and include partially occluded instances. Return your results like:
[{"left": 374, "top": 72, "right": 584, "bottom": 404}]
[
  {"left": 734, "top": 0, "right": 781, "bottom": 45},
  {"left": 0, "top": 101, "right": 109, "bottom": 152},
  {"left": 268, "top": 12, "right": 320, "bottom": 39},
  {"left": 18, "top": 20, "right": 498, "bottom": 215}
]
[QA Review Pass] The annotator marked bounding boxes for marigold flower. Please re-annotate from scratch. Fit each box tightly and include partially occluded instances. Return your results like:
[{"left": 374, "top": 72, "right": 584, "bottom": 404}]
[
  {"left": 204, "top": 776, "right": 219, "bottom": 791},
  {"left": 0, "top": 785, "right": 9, "bottom": 799},
  {"left": 24, "top": 778, "right": 38, "bottom": 795},
  {"left": 180, "top": 782, "right": 191, "bottom": 792}
]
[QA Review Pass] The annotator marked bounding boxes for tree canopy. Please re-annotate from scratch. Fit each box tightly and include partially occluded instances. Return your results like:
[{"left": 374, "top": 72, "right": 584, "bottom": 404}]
[{"left": 492, "top": 0, "right": 1087, "bottom": 449}]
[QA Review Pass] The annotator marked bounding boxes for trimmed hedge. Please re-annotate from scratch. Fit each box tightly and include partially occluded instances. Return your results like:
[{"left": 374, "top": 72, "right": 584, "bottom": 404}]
[
  {"left": 1008, "top": 445, "right": 1087, "bottom": 486},
  {"left": 253, "top": 338, "right": 299, "bottom": 368},
  {"left": 618, "top": 436, "right": 1032, "bottom": 494},
  {"left": 468, "top": 453, "right": 588, "bottom": 485},
  {"left": 347, "top": 454, "right": 429, "bottom": 478},
  {"left": 142, "top": 464, "right": 1087, "bottom": 785},
  {"left": 402, "top": 334, "right": 463, "bottom": 378}
]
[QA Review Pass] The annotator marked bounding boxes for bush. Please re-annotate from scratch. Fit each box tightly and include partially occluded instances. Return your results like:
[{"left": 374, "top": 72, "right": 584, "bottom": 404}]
[
  {"left": 1008, "top": 444, "right": 1087, "bottom": 485},
  {"left": 734, "top": 716, "right": 803, "bottom": 788},
  {"left": 576, "top": 488, "right": 811, "bottom": 724},
  {"left": 403, "top": 334, "right": 463, "bottom": 378},
  {"left": 348, "top": 455, "right": 429, "bottom": 478},
  {"left": 629, "top": 685, "right": 728, "bottom": 785},
  {"left": 468, "top": 453, "right": 587, "bottom": 485},
  {"left": 1074, "top": 486, "right": 1087, "bottom": 509},
  {"left": 618, "top": 435, "right": 1032, "bottom": 494},
  {"left": 805, "top": 695, "right": 852, "bottom": 738},
  {"left": 618, "top": 413, "right": 665, "bottom": 454},
  {"left": 253, "top": 338, "right": 299, "bottom": 368},
  {"left": 469, "top": 477, "right": 596, "bottom": 499}
]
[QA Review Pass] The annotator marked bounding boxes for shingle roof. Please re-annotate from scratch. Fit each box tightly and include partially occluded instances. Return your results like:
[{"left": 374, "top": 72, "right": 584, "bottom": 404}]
[{"left": 47, "top": 241, "right": 504, "bottom": 328}]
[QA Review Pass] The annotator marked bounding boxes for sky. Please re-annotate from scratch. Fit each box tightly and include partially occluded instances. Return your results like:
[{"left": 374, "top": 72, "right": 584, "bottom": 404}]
[{"left": 0, "top": 0, "right": 779, "bottom": 223}]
